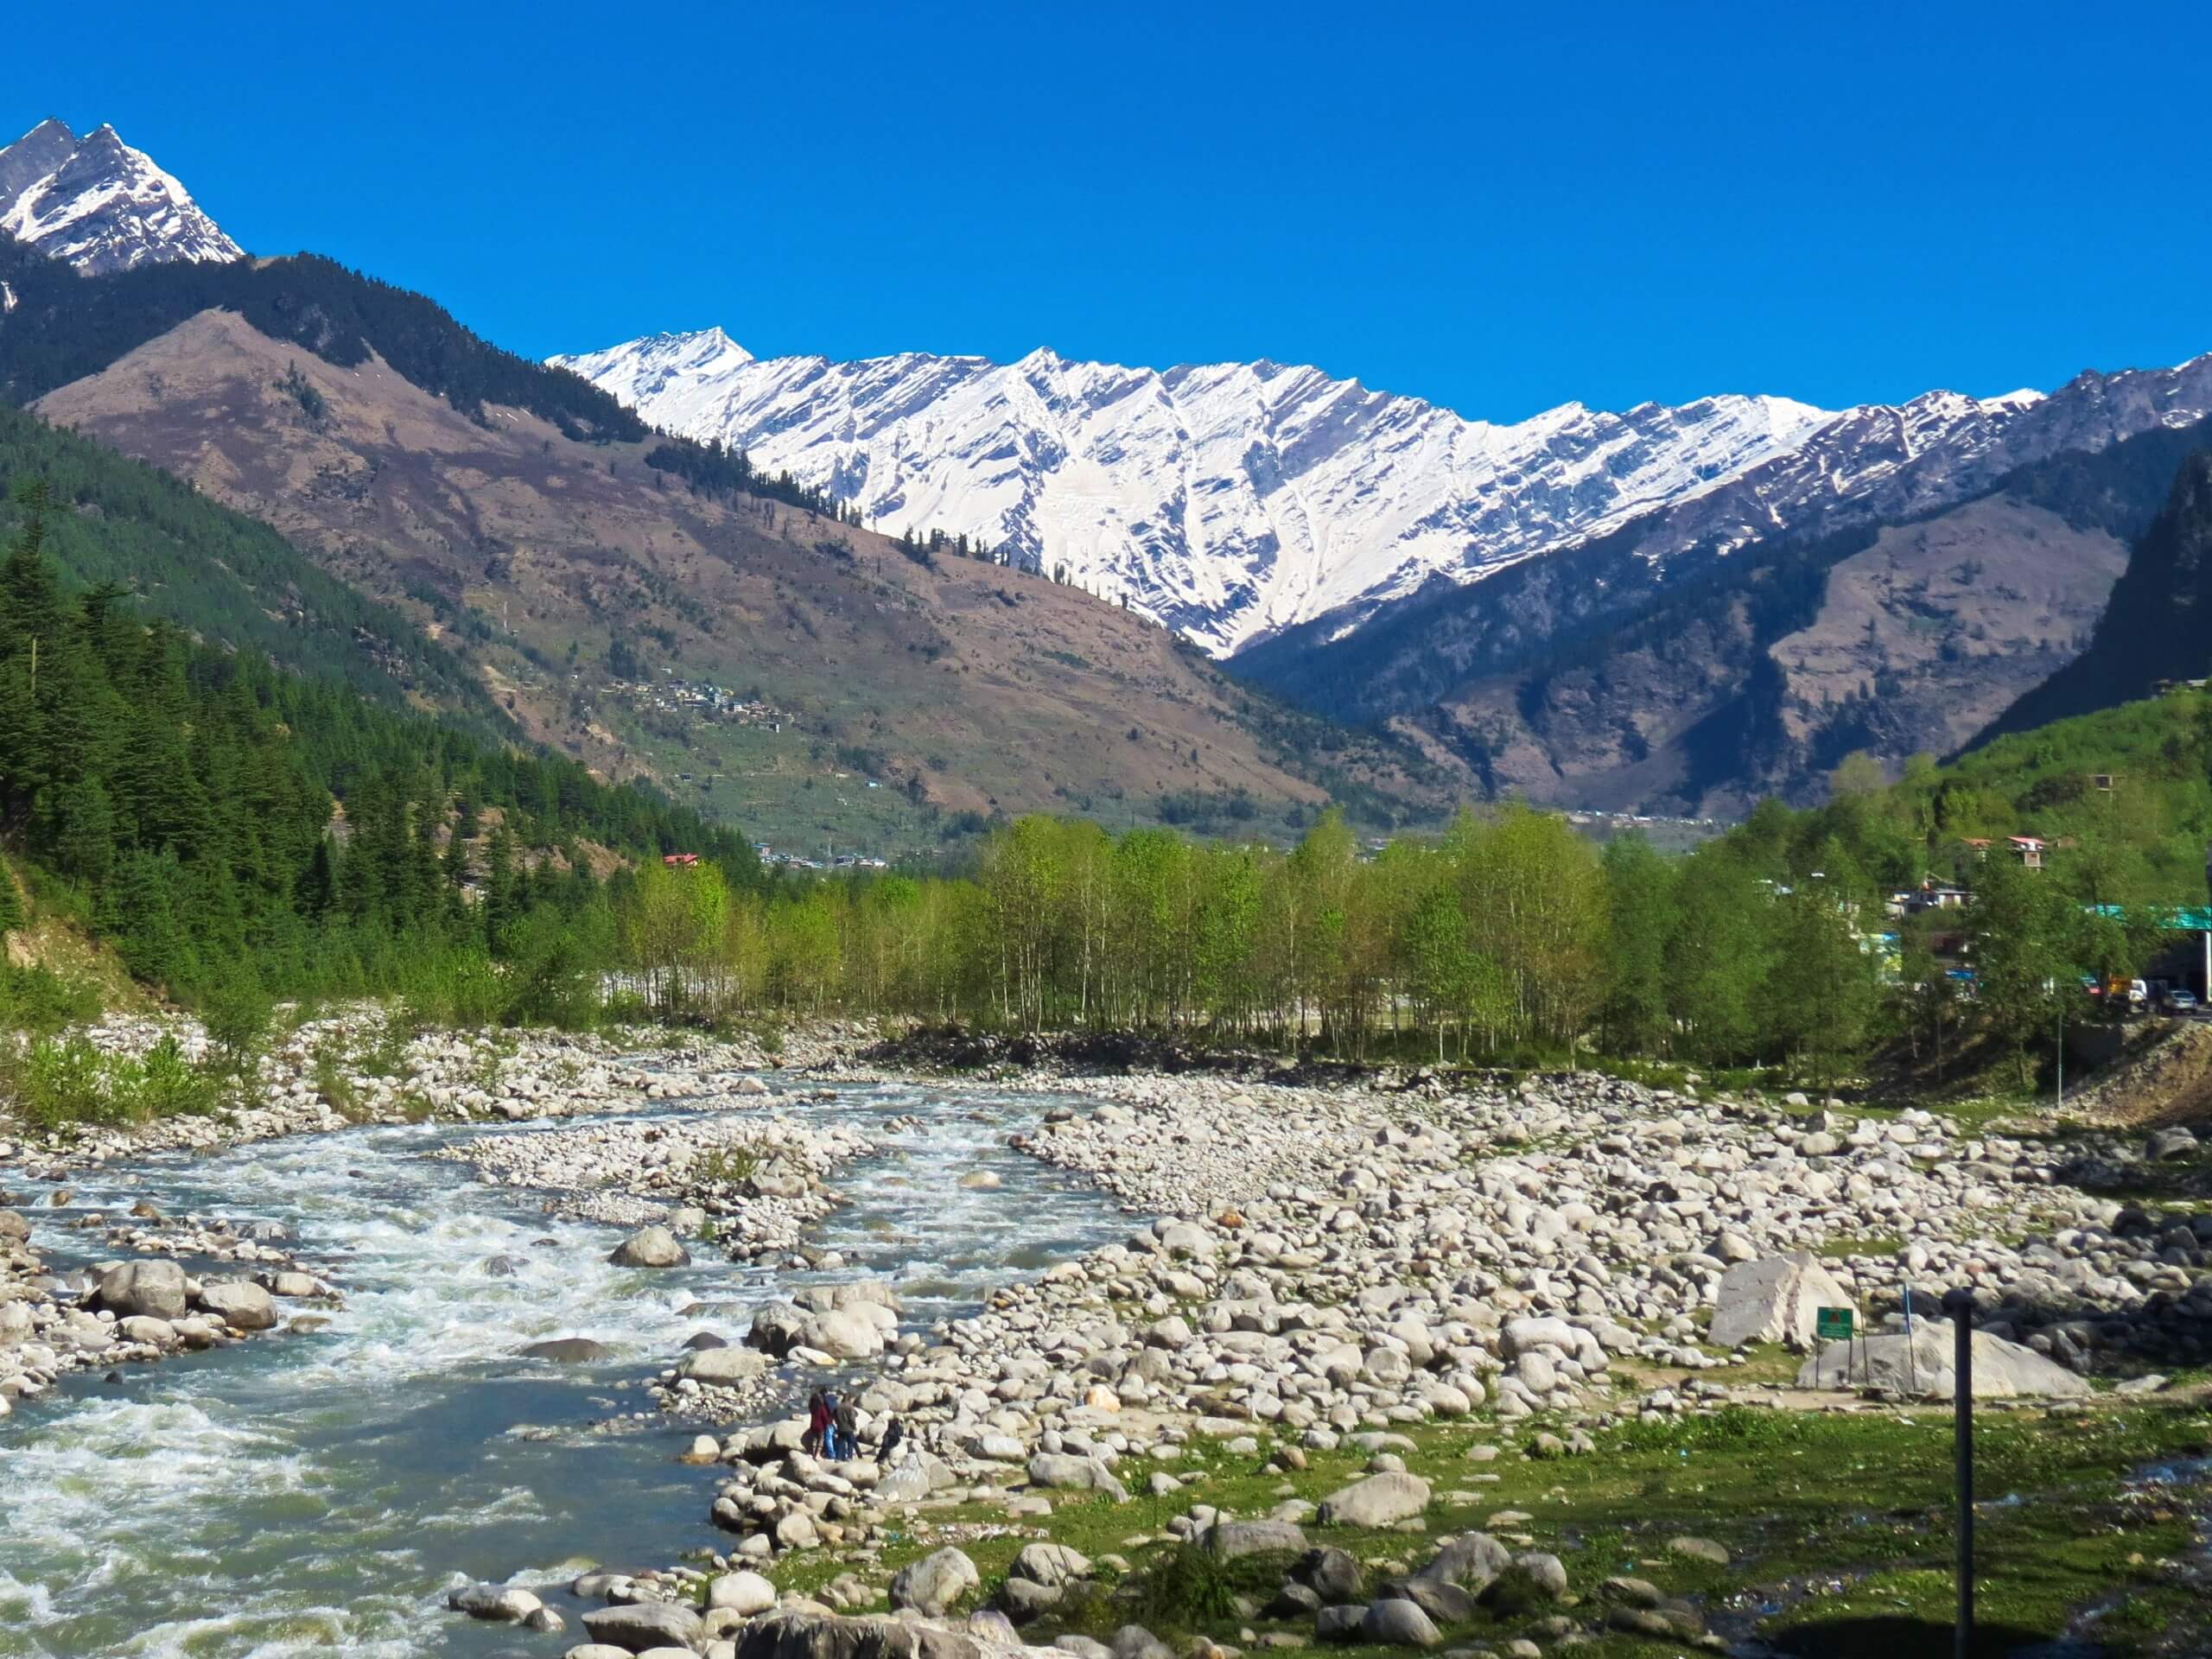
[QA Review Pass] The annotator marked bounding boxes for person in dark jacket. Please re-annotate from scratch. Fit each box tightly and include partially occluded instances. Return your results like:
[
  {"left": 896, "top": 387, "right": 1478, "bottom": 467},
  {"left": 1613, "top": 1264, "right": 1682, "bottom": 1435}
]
[
  {"left": 834, "top": 1396, "right": 860, "bottom": 1461},
  {"left": 878, "top": 1414, "right": 906, "bottom": 1464},
  {"left": 804, "top": 1389, "right": 830, "bottom": 1457},
  {"left": 822, "top": 1389, "right": 845, "bottom": 1459}
]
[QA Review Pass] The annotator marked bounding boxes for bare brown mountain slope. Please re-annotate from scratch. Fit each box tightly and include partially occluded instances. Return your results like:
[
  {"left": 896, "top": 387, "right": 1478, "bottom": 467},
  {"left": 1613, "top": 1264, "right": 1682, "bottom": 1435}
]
[
  {"left": 33, "top": 311, "right": 1440, "bottom": 849},
  {"left": 1405, "top": 493, "right": 2126, "bottom": 816}
]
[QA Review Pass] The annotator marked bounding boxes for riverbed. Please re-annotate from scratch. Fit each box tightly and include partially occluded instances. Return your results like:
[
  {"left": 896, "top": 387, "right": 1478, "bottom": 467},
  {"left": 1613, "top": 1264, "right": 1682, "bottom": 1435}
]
[{"left": 0, "top": 1079, "right": 1128, "bottom": 1659}]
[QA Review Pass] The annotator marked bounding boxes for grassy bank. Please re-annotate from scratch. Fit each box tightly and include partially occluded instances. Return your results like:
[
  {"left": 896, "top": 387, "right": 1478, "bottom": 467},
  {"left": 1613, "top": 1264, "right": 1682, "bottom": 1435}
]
[{"left": 741, "top": 1402, "right": 2211, "bottom": 1658}]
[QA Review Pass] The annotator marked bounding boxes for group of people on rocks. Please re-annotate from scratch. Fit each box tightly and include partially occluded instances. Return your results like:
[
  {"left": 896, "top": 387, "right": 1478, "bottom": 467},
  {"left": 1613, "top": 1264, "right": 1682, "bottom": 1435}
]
[{"left": 804, "top": 1388, "right": 903, "bottom": 1465}]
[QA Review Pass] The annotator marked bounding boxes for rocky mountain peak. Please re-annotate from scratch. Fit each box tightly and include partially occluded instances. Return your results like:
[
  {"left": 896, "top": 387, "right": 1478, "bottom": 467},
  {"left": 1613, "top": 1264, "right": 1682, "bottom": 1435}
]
[{"left": 0, "top": 118, "right": 242, "bottom": 276}]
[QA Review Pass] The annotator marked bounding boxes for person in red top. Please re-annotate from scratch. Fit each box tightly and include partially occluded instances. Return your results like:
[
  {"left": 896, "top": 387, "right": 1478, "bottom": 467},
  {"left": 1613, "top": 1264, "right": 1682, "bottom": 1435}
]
[{"left": 804, "top": 1389, "right": 830, "bottom": 1457}]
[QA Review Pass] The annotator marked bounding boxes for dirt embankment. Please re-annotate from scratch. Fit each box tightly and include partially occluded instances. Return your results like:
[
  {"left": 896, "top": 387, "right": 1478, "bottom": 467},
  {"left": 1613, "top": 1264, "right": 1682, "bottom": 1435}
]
[{"left": 2063, "top": 1020, "right": 2212, "bottom": 1129}]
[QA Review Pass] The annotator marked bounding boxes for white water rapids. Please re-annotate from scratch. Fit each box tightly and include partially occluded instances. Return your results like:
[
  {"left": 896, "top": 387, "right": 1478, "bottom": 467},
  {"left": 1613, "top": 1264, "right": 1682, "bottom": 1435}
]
[{"left": 0, "top": 1080, "right": 1128, "bottom": 1657}]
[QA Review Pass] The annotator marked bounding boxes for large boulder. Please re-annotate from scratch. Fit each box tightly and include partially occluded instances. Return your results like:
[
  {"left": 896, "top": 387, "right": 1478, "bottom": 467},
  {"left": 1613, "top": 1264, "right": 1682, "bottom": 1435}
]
[
  {"left": 1414, "top": 1531, "right": 1510, "bottom": 1592},
  {"left": 1315, "top": 1605, "right": 1366, "bottom": 1643},
  {"left": 1502, "top": 1316, "right": 1605, "bottom": 1371},
  {"left": 710, "top": 1569, "right": 779, "bottom": 1615},
  {"left": 1001, "top": 1580, "right": 1064, "bottom": 1624},
  {"left": 1361, "top": 1599, "right": 1441, "bottom": 1649},
  {"left": 447, "top": 1581, "right": 543, "bottom": 1623},
  {"left": 1010, "top": 1542, "right": 1091, "bottom": 1587},
  {"left": 747, "top": 1303, "right": 810, "bottom": 1357},
  {"left": 1509, "top": 1552, "right": 1569, "bottom": 1601},
  {"left": 607, "top": 1226, "right": 690, "bottom": 1268},
  {"left": 1027, "top": 1452, "right": 1128, "bottom": 1501},
  {"left": 96, "top": 1259, "right": 188, "bottom": 1321},
  {"left": 1500, "top": 1316, "right": 1581, "bottom": 1357},
  {"left": 1708, "top": 1253, "right": 1855, "bottom": 1351},
  {"left": 799, "top": 1280, "right": 903, "bottom": 1315},
  {"left": 889, "top": 1547, "right": 980, "bottom": 1617},
  {"left": 1796, "top": 1323, "right": 2092, "bottom": 1398},
  {"left": 196, "top": 1280, "right": 277, "bottom": 1332},
  {"left": 520, "top": 1337, "right": 612, "bottom": 1363},
  {"left": 1201, "top": 1519, "right": 1306, "bottom": 1560},
  {"left": 1155, "top": 1220, "right": 1216, "bottom": 1260},
  {"left": 1379, "top": 1578, "right": 1473, "bottom": 1624},
  {"left": 804, "top": 1307, "right": 888, "bottom": 1360},
  {"left": 876, "top": 1452, "right": 956, "bottom": 1503},
  {"left": 582, "top": 1600, "right": 705, "bottom": 1651},
  {"left": 1318, "top": 1471, "right": 1431, "bottom": 1529},
  {"left": 1292, "top": 1546, "right": 1367, "bottom": 1605},
  {"left": 683, "top": 1345, "right": 773, "bottom": 1385}
]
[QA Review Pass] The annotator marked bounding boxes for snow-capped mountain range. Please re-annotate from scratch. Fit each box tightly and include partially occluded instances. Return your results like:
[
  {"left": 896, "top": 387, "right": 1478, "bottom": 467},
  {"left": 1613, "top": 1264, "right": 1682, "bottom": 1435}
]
[
  {"left": 555, "top": 327, "right": 2210, "bottom": 658},
  {"left": 552, "top": 329, "right": 1845, "bottom": 654},
  {"left": 0, "top": 118, "right": 240, "bottom": 276}
]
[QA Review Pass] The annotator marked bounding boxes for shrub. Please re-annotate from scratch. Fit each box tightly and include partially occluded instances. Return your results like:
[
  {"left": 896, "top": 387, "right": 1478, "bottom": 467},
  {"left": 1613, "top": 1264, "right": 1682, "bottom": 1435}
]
[
  {"left": 0, "top": 1033, "right": 219, "bottom": 1128},
  {"left": 133, "top": 1034, "right": 219, "bottom": 1117},
  {"left": 1122, "top": 1545, "right": 1288, "bottom": 1635},
  {"left": 689, "top": 1143, "right": 762, "bottom": 1186},
  {"left": 399, "top": 948, "right": 505, "bottom": 1027},
  {"left": 1478, "top": 1564, "right": 1555, "bottom": 1619},
  {"left": 199, "top": 972, "right": 274, "bottom": 1079},
  {"left": 2, "top": 1035, "right": 118, "bottom": 1128},
  {"left": 359, "top": 1008, "right": 420, "bottom": 1078}
]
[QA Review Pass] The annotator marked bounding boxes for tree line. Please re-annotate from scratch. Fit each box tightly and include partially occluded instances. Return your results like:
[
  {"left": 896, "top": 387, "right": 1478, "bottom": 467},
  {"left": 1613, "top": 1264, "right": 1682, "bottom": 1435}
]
[
  {"left": 613, "top": 807, "right": 1887, "bottom": 1078},
  {"left": 613, "top": 727, "right": 2212, "bottom": 1090}
]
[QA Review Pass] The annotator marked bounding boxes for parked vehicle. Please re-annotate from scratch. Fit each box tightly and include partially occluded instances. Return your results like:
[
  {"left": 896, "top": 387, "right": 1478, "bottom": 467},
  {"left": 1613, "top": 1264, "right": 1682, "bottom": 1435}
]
[{"left": 2164, "top": 988, "right": 2198, "bottom": 1014}]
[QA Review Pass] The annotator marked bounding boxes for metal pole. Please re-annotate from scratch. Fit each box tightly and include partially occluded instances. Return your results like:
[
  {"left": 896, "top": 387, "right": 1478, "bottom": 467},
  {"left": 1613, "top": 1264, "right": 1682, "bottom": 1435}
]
[
  {"left": 1943, "top": 1287, "right": 1975, "bottom": 1659},
  {"left": 2056, "top": 1009, "right": 2063, "bottom": 1109},
  {"left": 1904, "top": 1272, "right": 1916, "bottom": 1395}
]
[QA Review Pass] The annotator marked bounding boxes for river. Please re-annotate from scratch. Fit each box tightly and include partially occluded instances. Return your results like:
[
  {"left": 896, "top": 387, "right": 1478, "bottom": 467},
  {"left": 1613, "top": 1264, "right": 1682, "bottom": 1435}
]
[{"left": 0, "top": 1079, "right": 1128, "bottom": 1658}]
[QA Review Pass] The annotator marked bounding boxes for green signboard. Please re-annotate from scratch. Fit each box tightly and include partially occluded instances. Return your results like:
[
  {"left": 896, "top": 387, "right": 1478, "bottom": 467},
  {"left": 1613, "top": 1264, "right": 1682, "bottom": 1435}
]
[{"left": 1816, "top": 1306, "right": 1856, "bottom": 1342}]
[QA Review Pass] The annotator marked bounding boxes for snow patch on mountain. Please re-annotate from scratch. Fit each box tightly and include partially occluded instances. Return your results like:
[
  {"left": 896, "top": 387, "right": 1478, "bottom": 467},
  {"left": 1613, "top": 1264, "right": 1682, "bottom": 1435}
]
[
  {"left": 554, "top": 328, "right": 1836, "bottom": 653},
  {"left": 0, "top": 118, "right": 241, "bottom": 276}
]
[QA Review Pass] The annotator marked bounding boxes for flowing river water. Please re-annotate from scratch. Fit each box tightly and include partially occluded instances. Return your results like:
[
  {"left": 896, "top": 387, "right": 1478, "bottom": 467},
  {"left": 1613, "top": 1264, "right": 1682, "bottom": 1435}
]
[{"left": 0, "top": 1080, "right": 1131, "bottom": 1658}]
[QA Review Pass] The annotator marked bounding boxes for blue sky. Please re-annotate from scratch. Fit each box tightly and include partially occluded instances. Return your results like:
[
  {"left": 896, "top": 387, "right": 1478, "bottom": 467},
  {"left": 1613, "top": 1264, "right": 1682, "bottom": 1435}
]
[{"left": 18, "top": 2, "right": 2212, "bottom": 422}]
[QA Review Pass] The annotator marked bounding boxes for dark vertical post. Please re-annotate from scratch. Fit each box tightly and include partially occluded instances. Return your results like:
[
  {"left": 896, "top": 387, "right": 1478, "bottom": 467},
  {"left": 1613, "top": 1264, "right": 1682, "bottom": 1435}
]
[{"left": 1942, "top": 1287, "right": 1976, "bottom": 1659}]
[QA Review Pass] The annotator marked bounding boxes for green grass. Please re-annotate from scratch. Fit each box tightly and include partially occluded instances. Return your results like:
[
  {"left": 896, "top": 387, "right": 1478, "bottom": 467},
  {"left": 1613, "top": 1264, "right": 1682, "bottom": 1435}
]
[
  {"left": 753, "top": 1402, "right": 2212, "bottom": 1658},
  {"left": 1815, "top": 1233, "right": 1907, "bottom": 1261}
]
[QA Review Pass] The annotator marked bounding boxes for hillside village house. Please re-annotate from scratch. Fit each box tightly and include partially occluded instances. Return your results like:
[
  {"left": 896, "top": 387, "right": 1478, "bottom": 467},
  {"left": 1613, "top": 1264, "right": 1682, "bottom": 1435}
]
[{"left": 1957, "top": 835, "right": 2048, "bottom": 870}]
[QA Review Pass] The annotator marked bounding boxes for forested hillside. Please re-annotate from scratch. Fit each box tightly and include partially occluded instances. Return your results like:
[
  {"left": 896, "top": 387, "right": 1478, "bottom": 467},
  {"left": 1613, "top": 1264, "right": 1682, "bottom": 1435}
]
[
  {"left": 0, "top": 402, "right": 496, "bottom": 724},
  {"left": 0, "top": 480, "right": 753, "bottom": 1008}
]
